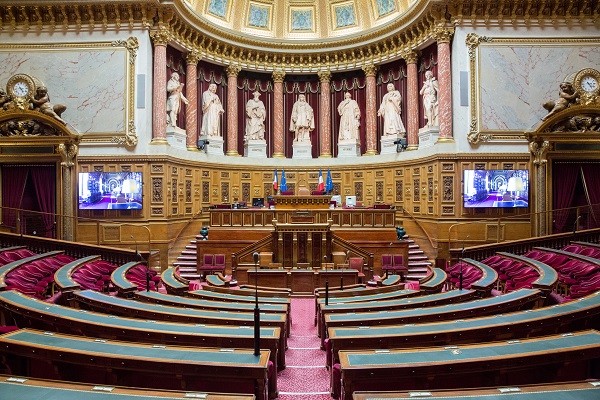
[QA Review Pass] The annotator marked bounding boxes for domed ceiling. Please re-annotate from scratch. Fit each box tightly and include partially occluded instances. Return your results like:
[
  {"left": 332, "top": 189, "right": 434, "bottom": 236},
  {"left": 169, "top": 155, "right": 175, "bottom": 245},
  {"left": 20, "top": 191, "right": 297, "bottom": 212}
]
[{"left": 185, "top": 0, "right": 419, "bottom": 44}]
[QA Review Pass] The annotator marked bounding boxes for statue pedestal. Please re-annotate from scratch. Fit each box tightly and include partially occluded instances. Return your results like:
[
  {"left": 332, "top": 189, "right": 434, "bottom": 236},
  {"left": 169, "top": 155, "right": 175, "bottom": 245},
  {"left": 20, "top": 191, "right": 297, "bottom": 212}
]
[
  {"left": 244, "top": 139, "right": 267, "bottom": 158},
  {"left": 380, "top": 134, "right": 401, "bottom": 155},
  {"left": 166, "top": 126, "right": 187, "bottom": 150},
  {"left": 418, "top": 126, "right": 439, "bottom": 149},
  {"left": 292, "top": 141, "right": 312, "bottom": 159},
  {"left": 337, "top": 140, "right": 361, "bottom": 158},
  {"left": 199, "top": 135, "right": 224, "bottom": 156}
]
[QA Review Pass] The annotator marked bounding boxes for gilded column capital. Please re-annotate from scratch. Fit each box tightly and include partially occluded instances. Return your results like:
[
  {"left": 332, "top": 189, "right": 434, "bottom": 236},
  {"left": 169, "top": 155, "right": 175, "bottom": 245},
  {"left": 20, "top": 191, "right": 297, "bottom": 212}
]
[
  {"left": 433, "top": 26, "right": 454, "bottom": 44},
  {"left": 318, "top": 70, "right": 332, "bottom": 83},
  {"left": 402, "top": 49, "right": 419, "bottom": 64},
  {"left": 272, "top": 71, "right": 286, "bottom": 83},
  {"left": 185, "top": 49, "right": 201, "bottom": 65},
  {"left": 362, "top": 64, "right": 378, "bottom": 77},
  {"left": 226, "top": 64, "right": 242, "bottom": 77},
  {"left": 58, "top": 143, "right": 78, "bottom": 168},
  {"left": 150, "top": 26, "right": 171, "bottom": 46},
  {"left": 529, "top": 140, "right": 550, "bottom": 165}
]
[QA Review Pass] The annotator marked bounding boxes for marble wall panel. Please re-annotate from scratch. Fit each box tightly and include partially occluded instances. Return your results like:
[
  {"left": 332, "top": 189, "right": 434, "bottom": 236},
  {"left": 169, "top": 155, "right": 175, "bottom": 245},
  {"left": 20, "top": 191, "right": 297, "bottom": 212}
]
[
  {"left": 479, "top": 43, "right": 600, "bottom": 131},
  {"left": 0, "top": 46, "right": 127, "bottom": 134}
]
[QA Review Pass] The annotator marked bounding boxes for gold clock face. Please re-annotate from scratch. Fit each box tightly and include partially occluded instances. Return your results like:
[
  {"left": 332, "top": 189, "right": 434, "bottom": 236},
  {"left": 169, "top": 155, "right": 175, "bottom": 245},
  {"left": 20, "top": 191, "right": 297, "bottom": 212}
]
[
  {"left": 573, "top": 68, "right": 600, "bottom": 96},
  {"left": 6, "top": 73, "right": 36, "bottom": 101}
]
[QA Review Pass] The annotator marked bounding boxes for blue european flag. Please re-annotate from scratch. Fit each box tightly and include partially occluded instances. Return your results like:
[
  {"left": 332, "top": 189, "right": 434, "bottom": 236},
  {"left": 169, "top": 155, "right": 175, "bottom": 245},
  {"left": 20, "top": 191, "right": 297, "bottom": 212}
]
[
  {"left": 280, "top": 169, "right": 288, "bottom": 192},
  {"left": 326, "top": 169, "right": 333, "bottom": 193}
]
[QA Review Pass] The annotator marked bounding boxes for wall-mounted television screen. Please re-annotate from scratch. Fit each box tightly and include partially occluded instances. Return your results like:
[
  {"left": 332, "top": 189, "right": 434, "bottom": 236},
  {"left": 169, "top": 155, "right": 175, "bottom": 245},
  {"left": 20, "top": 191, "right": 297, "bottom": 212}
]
[
  {"left": 463, "top": 170, "right": 529, "bottom": 208},
  {"left": 78, "top": 172, "right": 143, "bottom": 210}
]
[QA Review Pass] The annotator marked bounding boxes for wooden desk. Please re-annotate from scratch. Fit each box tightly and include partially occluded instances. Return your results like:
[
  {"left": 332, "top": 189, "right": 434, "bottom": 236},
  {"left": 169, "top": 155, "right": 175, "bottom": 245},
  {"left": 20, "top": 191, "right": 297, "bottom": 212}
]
[
  {"left": 272, "top": 195, "right": 331, "bottom": 209},
  {"left": 245, "top": 269, "right": 359, "bottom": 294},
  {"left": 339, "top": 330, "right": 600, "bottom": 400},
  {"left": 0, "top": 329, "right": 270, "bottom": 400}
]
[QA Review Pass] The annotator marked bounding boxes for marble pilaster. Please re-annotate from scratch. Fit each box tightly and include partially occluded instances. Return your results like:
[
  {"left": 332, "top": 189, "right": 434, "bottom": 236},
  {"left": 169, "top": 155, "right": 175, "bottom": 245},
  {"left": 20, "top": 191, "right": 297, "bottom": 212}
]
[
  {"left": 226, "top": 64, "right": 241, "bottom": 156},
  {"left": 185, "top": 51, "right": 200, "bottom": 150},
  {"left": 150, "top": 28, "right": 170, "bottom": 143},
  {"left": 435, "top": 27, "right": 454, "bottom": 141},
  {"left": 362, "top": 64, "right": 378, "bottom": 155},
  {"left": 404, "top": 50, "right": 419, "bottom": 150},
  {"left": 272, "top": 71, "right": 286, "bottom": 158},
  {"left": 318, "top": 71, "right": 332, "bottom": 157},
  {"left": 58, "top": 143, "right": 77, "bottom": 241}
]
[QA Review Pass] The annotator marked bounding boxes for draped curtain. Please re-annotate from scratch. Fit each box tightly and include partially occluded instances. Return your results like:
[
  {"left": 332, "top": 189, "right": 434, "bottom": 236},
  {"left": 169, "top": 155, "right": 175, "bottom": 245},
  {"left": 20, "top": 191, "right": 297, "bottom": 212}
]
[
  {"left": 196, "top": 61, "right": 227, "bottom": 145},
  {"left": 236, "top": 72, "right": 274, "bottom": 156},
  {"left": 330, "top": 72, "right": 367, "bottom": 156},
  {"left": 581, "top": 163, "right": 600, "bottom": 229},
  {"left": 284, "top": 78, "right": 321, "bottom": 158},
  {"left": 166, "top": 46, "right": 187, "bottom": 129},
  {"left": 377, "top": 59, "right": 408, "bottom": 154},
  {"left": 1, "top": 165, "right": 28, "bottom": 230},
  {"left": 418, "top": 44, "right": 438, "bottom": 129},
  {"left": 552, "top": 162, "right": 580, "bottom": 233},
  {"left": 30, "top": 166, "right": 56, "bottom": 237}
]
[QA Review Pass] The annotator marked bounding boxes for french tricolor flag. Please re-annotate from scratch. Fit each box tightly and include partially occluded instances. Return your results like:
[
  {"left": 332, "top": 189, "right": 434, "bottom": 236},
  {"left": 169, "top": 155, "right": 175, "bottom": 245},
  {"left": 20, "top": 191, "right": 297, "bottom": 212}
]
[
  {"left": 273, "top": 169, "right": 278, "bottom": 191},
  {"left": 318, "top": 169, "right": 324, "bottom": 191}
]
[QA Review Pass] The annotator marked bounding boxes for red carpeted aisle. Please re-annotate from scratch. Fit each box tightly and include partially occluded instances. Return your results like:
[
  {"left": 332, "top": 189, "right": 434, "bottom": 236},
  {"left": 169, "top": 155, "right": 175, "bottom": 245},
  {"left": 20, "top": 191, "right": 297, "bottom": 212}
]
[{"left": 277, "top": 297, "right": 333, "bottom": 400}]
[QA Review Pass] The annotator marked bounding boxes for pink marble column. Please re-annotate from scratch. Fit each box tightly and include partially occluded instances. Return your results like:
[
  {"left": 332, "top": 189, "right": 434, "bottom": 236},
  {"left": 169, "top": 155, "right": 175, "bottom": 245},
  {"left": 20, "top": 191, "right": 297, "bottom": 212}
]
[
  {"left": 318, "top": 71, "right": 332, "bottom": 157},
  {"left": 436, "top": 28, "right": 454, "bottom": 141},
  {"left": 404, "top": 50, "right": 419, "bottom": 150},
  {"left": 226, "top": 65, "right": 241, "bottom": 156},
  {"left": 185, "top": 51, "right": 200, "bottom": 150},
  {"left": 150, "top": 28, "right": 170, "bottom": 143},
  {"left": 272, "top": 71, "right": 286, "bottom": 158},
  {"left": 362, "top": 64, "right": 378, "bottom": 155}
]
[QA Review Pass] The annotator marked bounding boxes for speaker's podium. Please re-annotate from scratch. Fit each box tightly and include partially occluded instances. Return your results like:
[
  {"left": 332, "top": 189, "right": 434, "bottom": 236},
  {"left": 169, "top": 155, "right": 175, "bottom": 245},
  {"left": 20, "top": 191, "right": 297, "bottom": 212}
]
[{"left": 273, "top": 220, "right": 332, "bottom": 269}]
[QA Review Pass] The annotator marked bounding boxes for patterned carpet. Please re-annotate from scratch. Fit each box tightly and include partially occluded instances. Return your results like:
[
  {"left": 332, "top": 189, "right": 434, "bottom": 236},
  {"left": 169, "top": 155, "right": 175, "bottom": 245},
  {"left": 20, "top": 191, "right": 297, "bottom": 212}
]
[{"left": 277, "top": 297, "right": 333, "bottom": 399}]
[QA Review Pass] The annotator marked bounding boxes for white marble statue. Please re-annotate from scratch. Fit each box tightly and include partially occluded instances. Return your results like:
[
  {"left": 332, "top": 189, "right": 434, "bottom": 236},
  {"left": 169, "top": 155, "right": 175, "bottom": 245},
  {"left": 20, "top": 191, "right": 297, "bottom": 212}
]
[
  {"left": 166, "top": 72, "right": 189, "bottom": 128},
  {"left": 201, "top": 83, "right": 224, "bottom": 137},
  {"left": 377, "top": 83, "right": 406, "bottom": 136},
  {"left": 290, "top": 94, "right": 315, "bottom": 142},
  {"left": 420, "top": 70, "right": 439, "bottom": 128},
  {"left": 337, "top": 92, "right": 360, "bottom": 141},
  {"left": 245, "top": 91, "right": 266, "bottom": 140}
]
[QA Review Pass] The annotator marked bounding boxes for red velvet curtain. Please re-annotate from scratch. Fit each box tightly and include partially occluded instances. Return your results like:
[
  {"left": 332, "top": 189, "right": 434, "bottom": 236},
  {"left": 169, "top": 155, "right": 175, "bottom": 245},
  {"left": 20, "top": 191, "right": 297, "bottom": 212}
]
[
  {"left": 30, "top": 166, "right": 56, "bottom": 238},
  {"left": 377, "top": 59, "right": 408, "bottom": 154},
  {"left": 236, "top": 72, "right": 274, "bottom": 156},
  {"left": 552, "top": 162, "right": 580, "bottom": 233},
  {"left": 1, "top": 165, "right": 29, "bottom": 231},
  {"left": 166, "top": 46, "right": 187, "bottom": 129},
  {"left": 196, "top": 61, "right": 227, "bottom": 145},
  {"left": 581, "top": 163, "right": 600, "bottom": 229},
  {"left": 330, "top": 72, "right": 366, "bottom": 156},
  {"left": 418, "top": 44, "right": 438, "bottom": 129},
  {"left": 284, "top": 78, "right": 321, "bottom": 158}
]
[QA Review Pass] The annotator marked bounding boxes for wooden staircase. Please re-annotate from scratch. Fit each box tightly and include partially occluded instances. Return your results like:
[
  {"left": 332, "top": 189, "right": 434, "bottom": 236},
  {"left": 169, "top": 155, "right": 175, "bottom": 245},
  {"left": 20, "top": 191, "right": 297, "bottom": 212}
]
[{"left": 169, "top": 220, "right": 204, "bottom": 280}]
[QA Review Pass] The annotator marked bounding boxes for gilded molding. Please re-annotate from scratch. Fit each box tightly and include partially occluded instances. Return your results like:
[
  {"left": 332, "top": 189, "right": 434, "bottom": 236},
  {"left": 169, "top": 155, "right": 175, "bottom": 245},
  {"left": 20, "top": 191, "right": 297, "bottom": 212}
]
[
  {"left": 112, "top": 36, "right": 139, "bottom": 65},
  {"left": 466, "top": 33, "right": 492, "bottom": 145},
  {"left": 272, "top": 71, "right": 286, "bottom": 82},
  {"left": 225, "top": 64, "right": 242, "bottom": 77},
  {"left": 465, "top": 33, "right": 492, "bottom": 61}
]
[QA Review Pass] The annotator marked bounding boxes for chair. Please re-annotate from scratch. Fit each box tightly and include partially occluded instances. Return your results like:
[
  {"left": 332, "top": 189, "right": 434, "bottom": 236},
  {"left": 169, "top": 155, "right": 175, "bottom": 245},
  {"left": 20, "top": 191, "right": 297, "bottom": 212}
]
[
  {"left": 392, "top": 254, "right": 408, "bottom": 280},
  {"left": 297, "top": 187, "right": 310, "bottom": 196},
  {"left": 348, "top": 257, "right": 365, "bottom": 282},
  {"left": 198, "top": 253, "right": 215, "bottom": 279},
  {"left": 280, "top": 190, "right": 294, "bottom": 196},
  {"left": 381, "top": 254, "right": 393, "bottom": 277},
  {"left": 214, "top": 254, "right": 226, "bottom": 274},
  {"left": 311, "top": 190, "right": 325, "bottom": 195}
]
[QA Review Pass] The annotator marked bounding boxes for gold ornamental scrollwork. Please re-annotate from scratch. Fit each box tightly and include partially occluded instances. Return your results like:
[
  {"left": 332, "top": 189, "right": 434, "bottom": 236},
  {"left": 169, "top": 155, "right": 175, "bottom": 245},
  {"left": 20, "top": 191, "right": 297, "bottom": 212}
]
[
  {"left": 465, "top": 33, "right": 492, "bottom": 61},
  {"left": 112, "top": 37, "right": 139, "bottom": 65},
  {"left": 57, "top": 142, "right": 78, "bottom": 168},
  {"left": 466, "top": 33, "right": 493, "bottom": 145},
  {"left": 529, "top": 140, "right": 550, "bottom": 166}
]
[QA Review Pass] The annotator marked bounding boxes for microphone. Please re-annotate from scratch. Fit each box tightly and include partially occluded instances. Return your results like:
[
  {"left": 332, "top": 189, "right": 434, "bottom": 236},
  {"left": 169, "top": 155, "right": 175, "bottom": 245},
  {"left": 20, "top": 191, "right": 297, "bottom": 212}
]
[
  {"left": 573, "top": 215, "right": 582, "bottom": 235},
  {"left": 253, "top": 252, "right": 259, "bottom": 264},
  {"left": 344, "top": 250, "right": 350, "bottom": 265}
]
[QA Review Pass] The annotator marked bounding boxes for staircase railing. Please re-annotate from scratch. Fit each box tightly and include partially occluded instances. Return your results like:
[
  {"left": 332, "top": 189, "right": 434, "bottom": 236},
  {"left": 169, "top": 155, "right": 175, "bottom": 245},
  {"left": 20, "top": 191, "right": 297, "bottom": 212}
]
[
  {"left": 400, "top": 207, "right": 438, "bottom": 257},
  {"left": 231, "top": 234, "right": 274, "bottom": 277},
  {"left": 331, "top": 234, "right": 374, "bottom": 276}
]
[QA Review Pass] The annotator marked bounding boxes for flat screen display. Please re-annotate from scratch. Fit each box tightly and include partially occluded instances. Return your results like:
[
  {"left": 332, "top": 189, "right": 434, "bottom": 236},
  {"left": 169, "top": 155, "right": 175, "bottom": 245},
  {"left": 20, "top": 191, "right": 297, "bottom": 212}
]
[
  {"left": 345, "top": 195, "right": 357, "bottom": 208},
  {"left": 78, "top": 172, "right": 143, "bottom": 210},
  {"left": 463, "top": 170, "right": 529, "bottom": 208},
  {"left": 252, "top": 197, "right": 265, "bottom": 208}
]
